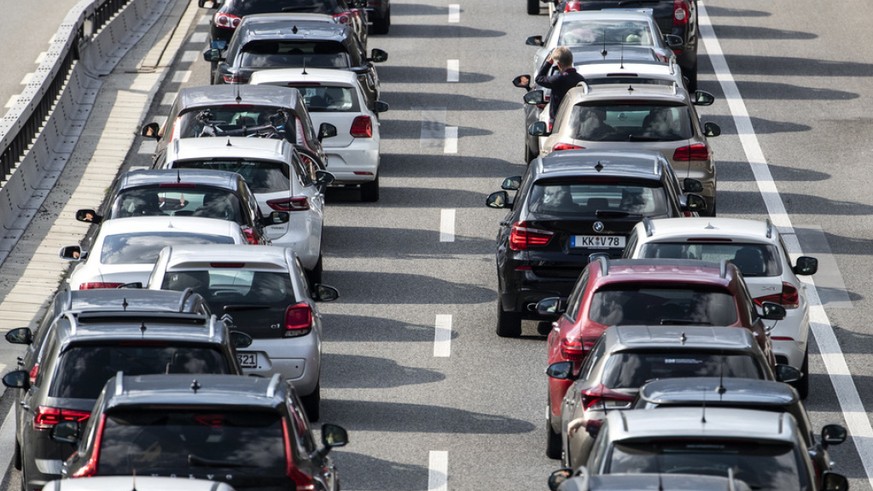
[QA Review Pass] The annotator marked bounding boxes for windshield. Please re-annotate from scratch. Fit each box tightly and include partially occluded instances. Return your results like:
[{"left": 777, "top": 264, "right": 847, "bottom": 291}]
[
  {"left": 289, "top": 84, "right": 359, "bottom": 112},
  {"left": 570, "top": 103, "right": 693, "bottom": 142},
  {"left": 559, "top": 19, "right": 657, "bottom": 47},
  {"left": 109, "top": 188, "right": 245, "bottom": 224},
  {"left": 639, "top": 242, "right": 782, "bottom": 277},
  {"left": 590, "top": 287, "right": 738, "bottom": 325},
  {"left": 603, "top": 352, "right": 765, "bottom": 389},
  {"left": 239, "top": 41, "right": 351, "bottom": 69},
  {"left": 162, "top": 269, "right": 293, "bottom": 311},
  {"left": 528, "top": 182, "right": 668, "bottom": 216},
  {"left": 100, "top": 232, "right": 236, "bottom": 265},
  {"left": 173, "top": 160, "right": 290, "bottom": 194}
]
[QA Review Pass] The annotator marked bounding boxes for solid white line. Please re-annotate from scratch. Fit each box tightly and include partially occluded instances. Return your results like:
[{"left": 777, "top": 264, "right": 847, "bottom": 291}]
[
  {"left": 447, "top": 59, "right": 459, "bottom": 82},
  {"left": 444, "top": 126, "right": 458, "bottom": 154},
  {"left": 434, "top": 314, "right": 452, "bottom": 357},
  {"left": 428, "top": 451, "right": 448, "bottom": 491},
  {"left": 440, "top": 209, "right": 456, "bottom": 242},
  {"left": 448, "top": 4, "right": 460, "bottom": 23},
  {"left": 699, "top": 3, "right": 873, "bottom": 487},
  {"left": 0, "top": 401, "right": 16, "bottom": 479}
]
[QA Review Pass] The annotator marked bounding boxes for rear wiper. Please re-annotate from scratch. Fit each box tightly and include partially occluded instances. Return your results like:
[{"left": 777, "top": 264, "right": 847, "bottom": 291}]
[
  {"left": 223, "top": 304, "right": 271, "bottom": 312},
  {"left": 659, "top": 319, "right": 713, "bottom": 326},
  {"left": 627, "top": 135, "right": 662, "bottom": 142},
  {"left": 595, "top": 210, "right": 642, "bottom": 219},
  {"left": 188, "top": 454, "right": 247, "bottom": 468}
]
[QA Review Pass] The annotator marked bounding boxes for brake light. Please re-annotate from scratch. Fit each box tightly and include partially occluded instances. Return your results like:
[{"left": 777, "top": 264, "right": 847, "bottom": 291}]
[
  {"left": 242, "top": 227, "right": 259, "bottom": 245},
  {"left": 29, "top": 363, "right": 39, "bottom": 384},
  {"left": 579, "top": 384, "right": 635, "bottom": 410},
  {"left": 285, "top": 303, "right": 313, "bottom": 337},
  {"left": 509, "top": 221, "right": 554, "bottom": 251},
  {"left": 333, "top": 12, "right": 351, "bottom": 24},
  {"left": 283, "top": 419, "right": 316, "bottom": 490},
  {"left": 350, "top": 116, "right": 373, "bottom": 138},
  {"left": 754, "top": 282, "right": 799, "bottom": 309},
  {"left": 79, "top": 282, "right": 123, "bottom": 290},
  {"left": 210, "top": 262, "right": 245, "bottom": 268},
  {"left": 564, "top": 0, "right": 581, "bottom": 11},
  {"left": 552, "top": 143, "right": 584, "bottom": 152},
  {"left": 34, "top": 406, "right": 91, "bottom": 431},
  {"left": 213, "top": 12, "right": 241, "bottom": 29},
  {"left": 672, "top": 143, "right": 710, "bottom": 161},
  {"left": 158, "top": 182, "right": 195, "bottom": 188},
  {"left": 673, "top": 0, "right": 689, "bottom": 26},
  {"left": 559, "top": 338, "right": 595, "bottom": 362},
  {"left": 267, "top": 197, "right": 310, "bottom": 212},
  {"left": 222, "top": 72, "right": 248, "bottom": 84},
  {"left": 72, "top": 415, "right": 106, "bottom": 478}
]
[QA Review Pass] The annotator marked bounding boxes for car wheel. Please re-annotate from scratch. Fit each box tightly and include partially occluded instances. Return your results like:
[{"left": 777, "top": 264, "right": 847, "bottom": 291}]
[
  {"left": 302, "top": 383, "right": 321, "bottom": 422},
  {"left": 546, "top": 395, "right": 562, "bottom": 459},
  {"left": 307, "top": 254, "right": 324, "bottom": 287},
  {"left": 13, "top": 439, "right": 21, "bottom": 471},
  {"left": 496, "top": 300, "right": 522, "bottom": 338},
  {"left": 795, "top": 350, "right": 809, "bottom": 400},
  {"left": 360, "top": 174, "right": 380, "bottom": 202},
  {"left": 371, "top": 6, "right": 390, "bottom": 34},
  {"left": 527, "top": 0, "right": 540, "bottom": 15}
]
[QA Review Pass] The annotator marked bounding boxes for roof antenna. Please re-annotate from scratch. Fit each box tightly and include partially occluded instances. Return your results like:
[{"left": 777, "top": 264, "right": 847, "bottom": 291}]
[
  {"left": 140, "top": 322, "right": 147, "bottom": 338},
  {"left": 302, "top": 58, "right": 308, "bottom": 76},
  {"left": 191, "top": 379, "right": 201, "bottom": 393},
  {"left": 679, "top": 332, "right": 687, "bottom": 345},
  {"left": 226, "top": 137, "right": 232, "bottom": 147},
  {"left": 701, "top": 386, "right": 707, "bottom": 423},
  {"left": 717, "top": 355, "right": 727, "bottom": 398},
  {"left": 132, "top": 469, "right": 137, "bottom": 491},
  {"left": 122, "top": 298, "right": 128, "bottom": 311},
  {"left": 601, "top": 28, "right": 608, "bottom": 58},
  {"left": 292, "top": 25, "right": 298, "bottom": 34},
  {"left": 176, "top": 169, "right": 181, "bottom": 183},
  {"left": 619, "top": 39, "right": 625, "bottom": 69}
]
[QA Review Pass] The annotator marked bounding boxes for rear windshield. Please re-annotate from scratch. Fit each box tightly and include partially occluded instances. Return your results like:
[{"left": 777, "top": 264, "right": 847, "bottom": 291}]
[
  {"left": 589, "top": 287, "right": 738, "bottom": 326},
  {"left": 288, "top": 84, "right": 359, "bottom": 112},
  {"left": 240, "top": 41, "right": 351, "bottom": 69},
  {"left": 109, "top": 188, "right": 245, "bottom": 224},
  {"left": 100, "top": 232, "right": 236, "bottom": 265},
  {"left": 97, "top": 409, "right": 285, "bottom": 475},
  {"left": 529, "top": 182, "right": 669, "bottom": 216},
  {"left": 639, "top": 243, "right": 782, "bottom": 277},
  {"left": 162, "top": 270, "right": 293, "bottom": 309},
  {"left": 570, "top": 103, "right": 693, "bottom": 142},
  {"left": 50, "top": 345, "right": 231, "bottom": 399},
  {"left": 175, "top": 106, "right": 293, "bottom": 140},
  {"left": 603, "top": 352, "right": 765, "bottom": 389},
  {"left": 173, "top": 159, "right": 290, "bottom": 194},
  {"left": 227, "top": 0, "right": 332, "bottom": 14},
  {"left": 559, "top": 19, "right": 656, "bottom": 47},
  {"left": 606, "top": 441, "right": 808, "bottom": 490}
]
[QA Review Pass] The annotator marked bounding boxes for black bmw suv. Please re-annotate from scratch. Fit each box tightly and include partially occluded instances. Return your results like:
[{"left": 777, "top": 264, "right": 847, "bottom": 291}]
[{"left": 485, "top": 150, "right": 705, "bottom": 337}]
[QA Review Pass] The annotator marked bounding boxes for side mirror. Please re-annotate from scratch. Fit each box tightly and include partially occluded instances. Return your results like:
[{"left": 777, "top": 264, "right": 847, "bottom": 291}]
[
  {"left": 821, "top": 424, "right": 847, "bottom": 447},
  {"left": 683, "top": 194, "right": 707, "bottom": 212},
  {"left": 313, "top": 284, "right": 340, "bottom": 302},
  {"left": 794, "top": 256, "right": 818, "bottom": 276},
  {"left": 140, "top": 122, "right": 161, "bottom": 140},
  {"left": 693, "top": 90, "right": 716, "bottom": 106},
  {"left": 821, "top": 471, "right": 849, "bottom": 491},
  {"left": 536, "top": 297, "right": 565, "bottom": 317},
  {"left": 774, "top": 364, "right": 802, "bottom": 384},
  {"left": 373, "top": 100, "right": 389, "bottom": 113},
  {"left": 485, "top": 191, "right": 510, "bottom": 209},
  {"left": 761, "top": 301, "right": 786, "bottom": 320},
  {"left": 682, "top": 178, "right": 704, "bottom": 193},
  {"left": 501, "top": 176, "right": 522, "bottom": 191},
  {"left": 315, "top": 170, "right": 336, "bottom": 192},
  {"left": 265, "top": 211, "right": 290, "bottom": 225},
  {"left": 320, "top": 423, "right": 349, "bottom": 449},
  {"left": 547, "top": 468, "right": 573, "bottom": 491},
  {"left": 523, "top": 90, "right": 546, "bottom": 106},
  {"left": 512, "top": 75, "right": 532, "bottom": 91},
  {"left": 525, "top": 35, "right": 544, "bottom": 47},
  {"left": 75, "top": 209, "right": 102, "bottom": 224},
  {"left": 703, "top": 121, "right": 721, "bottom": 137},
  {"left": 663, "top": 34, "right": 684, "bottom": 49},
  {"left": 59, "top": 245, "right": 84, "bottom": 261},
  {"left": 203, "top": 48, "right": 223, "bottom": 63},
  {"left": 5, "top": 327, "right": 33, "bottom": 345},
  {"left": 229, "top": 330, "right": 253, "bottom": 349},
  {"left": 546, "top": 361, "right": 574, "bottom": 380},
  {"left": 368, "top": 49, "right": 388, "bottom": 63},
  {"left": 51, "top": 421, "right": 81, "bottom": 445},
  {"left": 528, "top": 121, "right": 549, "bottom": 136},
  {"left": 2, "top": 370, "right": 31, "bottom": 390},
  {"left": 318, "top": 123, "right": 338, "bottom": 141}
]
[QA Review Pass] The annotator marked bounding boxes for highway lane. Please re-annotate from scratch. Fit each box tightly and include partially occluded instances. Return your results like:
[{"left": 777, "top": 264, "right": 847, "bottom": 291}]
[{"left": 3, "top": 0, "right": 873, "bottom": 489}]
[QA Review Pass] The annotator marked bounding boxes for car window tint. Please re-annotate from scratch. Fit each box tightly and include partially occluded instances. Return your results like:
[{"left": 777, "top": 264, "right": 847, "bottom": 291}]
[
  {"left": 570, "top": 103, "right": 692, "bottom": 141},
  {"left": 97, "top": 409, "right": 285, "bottom": 474},
  {"left": 559, "top": 19, "right": 655, "bottom": 46},
  {"left": 228, "top": 0, "right": 311, "bottom": 14},
  {"left": 239, "top": 41, "right": 350, "bottom": 69},
  {"left": 639, "top": 242, "right": 781, "bottom": 277},
  {"left": 164, "top": 270, "right": 292, "bottom": 308},
  {"left": 565, "top": 268, "right": 590, "bottom": 321},
  {"left": 50, "top": 345, "right": 231, "bottom": 399},
  {"left": 589, "top": 287, "right": 738, "bottom": 325},
  {"left": 173, "top": 159, "right": 291, "bottom": 194},
  {"left": 110, "top": 188, "right": 246, "bottom": 223},
  {"left": 100, "top": 232, "right": 236, "bottom": 264},
  {"left": 528, "top": 182, "right": 668, "bottom": 216},
  {"left": 602, "top": 352, "right": 764, "bottom": 389},
  {"left": 290, "top": 84, "right": 359, "bottom": 112},
  {"left": 175, "top": 106, "right": 292, "bottom": 140}
]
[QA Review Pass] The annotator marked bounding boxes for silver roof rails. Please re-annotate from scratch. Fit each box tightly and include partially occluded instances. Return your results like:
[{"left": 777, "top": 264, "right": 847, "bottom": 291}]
[
  {"left": 115, "top": 371, "right": 124, "bottom": 396},
  {"left": 765, "top": 218, "right": 773, "bottom": 239},
  {"left": 643, "top": 217, "right": 655, "bottom": 237},
  {"left": 719, "top": 258, "right": 728, "bottom": 279},
  {"left": 177, "top": 288, "right": 195, "bottom": 312},
  {"left": 266, "top": 373, "right": 282, "bottom": 398}
]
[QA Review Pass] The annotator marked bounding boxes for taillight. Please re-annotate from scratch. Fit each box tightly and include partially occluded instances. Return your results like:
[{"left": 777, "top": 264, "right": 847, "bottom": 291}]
[
  {"left": 34, "top": 406, "right": 91, "bottom": 431},
  {"left": 79, "top": 282, "right": 123, "bottom": 290},
  {"left": 283, "top": 419, "right": 316, "bottom": 490},
  {"left": 29, "top": 363, "right": 39, "bottom": 385},
  {"left": 71, "top": 415, "right": 106, "bottom": 478},
  {"left": 222, "top": 72, "right": 247, "bottom": 84},
  {"left": 552, "top": 143, "right": 584, "bottom": 152},
  {"left": 333, "top": 12, "right": 351, "bottom": 24},
  {"left": 508, "top": 221, "right": 554, "bottom": 251},
  {"left": 559, "top": 338, "right": 594, "bottom": 362},
  {"left": 579, "top": 384, "right": 634, "bottom": 410},
  {"left": 285, "top": 303, "right": 313, "bottom": 337},
  {"left": 672, "top": 143, "right": 710, "bottom": 161},
  {"left": 213, "top": 12, "right": 241, "bottom": 29},
  {"left": 673, "top": 0, "right": 689, "bottom": 26},
  {"left": 755, "top": 282, "right": 799, "bottom": 309},
  {"left": 350, "top": 116, "right": 373, "bottom": 138},
  {"left": 267, "top": 197, "right": 310, "bottom": 211},
  {"left": 241, "top": 227, "right": 259, "bottom": 245},
  {"left": 564, "top": 0, "right": 581, "bottom": 11}
]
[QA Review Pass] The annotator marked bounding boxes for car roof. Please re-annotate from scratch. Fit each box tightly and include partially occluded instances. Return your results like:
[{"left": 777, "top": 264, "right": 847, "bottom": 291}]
[
  {"left": 61, "top": 288, "right": 205, "bottom": 314},
  {"left": 175, "top": 85, "right": 301, "bottom": 110},
  {"left": 638, "top": 377, "right": 798, "bottom": 406},
  {"left": 560, "top": 473, "right": 752, "bottom": 491},
  {"left": 57, "top": 316, "right": 225, "bottom": 347},
  {"left": 103, "top": 373, "right": 286, "bottom": 411},
  {"left": 42, "top": 476, "right": 237, "bottom": 491},
  {"left": 119, "top": 169, "right": 244, "bottom": 190},
  {"left": 162, "top": 244, "right": 294, "bottom": 271},
  {"left": 592, "top": 258, "right": 735, "bottom": 288},
  {"left": 568, "top": 82, "right": 689, "bottom": 104},
  {"left": 240, "top": 12, "right": 336, "bottom": 23},
  {"left": 604, "top": 406, "right": 798, "bottom": 443},
  {"left": 535, "top": 150, "right": 667, "bottom": 180},
  {"left": 95, "top": 216, "right": 245, "bottom": 237},
  {"left": 559, "top": 9, "right": 658, "bottom": 22},
  {"left": 604, "top": 325, "right": 758, "bottom": 351},
  {"left": 168, "top": 137, "right": 292, "bottom": 164},
  {"left": 237, "top": 17, "right": 351, "bottom": 42},
  {"left": 570, "top": 46, "right": 666, "bottom": 66},
  {"left": 639, "top": 217, "right": 777, "bottom": 243},
  {"left": 250, "top": 67, "right": 360, "bottom": 85}
]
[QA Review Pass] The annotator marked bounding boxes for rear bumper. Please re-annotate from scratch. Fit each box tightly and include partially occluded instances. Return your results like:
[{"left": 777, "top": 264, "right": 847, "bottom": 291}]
[
  {"left": 239, "top": 335, "right": 320, "bottom": 395},
  {"left": 323, "top": 142, "right": 380, "bottom": 184}
]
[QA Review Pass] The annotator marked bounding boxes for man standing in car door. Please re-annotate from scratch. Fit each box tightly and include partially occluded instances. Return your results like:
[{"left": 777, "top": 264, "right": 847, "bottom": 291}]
[{"left": 535, "top": 46, "right": 586, "bottom": 127}]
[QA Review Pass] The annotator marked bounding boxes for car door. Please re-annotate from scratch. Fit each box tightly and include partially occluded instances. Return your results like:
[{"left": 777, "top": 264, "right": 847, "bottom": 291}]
[{"left": 290, "top": 151, "right": 325, "bottom": 261}]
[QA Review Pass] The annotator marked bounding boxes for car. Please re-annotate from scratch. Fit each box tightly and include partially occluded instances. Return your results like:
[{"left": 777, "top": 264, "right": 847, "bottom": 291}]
[
  {"left": 634, "top": 377, "right": 847, "bottom": 480},
  {"left": 2, "top": 301, "right": 249, "bottom": 491},
  {"left": 250, "top": 67, "right": 389, "bottom": 201},
  {"left": 54, "top": 373, "right": 348, "bottom": 490},
  {"left": 484, "top": 150, "right": 707, "bottom": 337},
  {"left": 582, "top": 407, "right": 849, "bottom": 491},
  {"left": 622, "top": 217, "right": 819, "bottom": 397},
  {"left": 203, "top": 15, "right": 387, "bottom": 110},
  {"left": 526, "top": 83, "right": 721, "bottom": 215},
  {"left": 140, "top": 84, "right": 336, "bottom": 168},
  {"left": 60, "top": 216, "right": 249, "bottom": 290},
  {"left": 366, "top": 0, "right": 390, "bottom": 34},
  {"left": 159, "top": 137, "right": 334, "bottom": 279},
  {"left": 75, "top": 168, "right": 286, "bottom": 246},
  {"left": 545, "top": 325, "right": 801, "bottom": 465},
  {"left": 547, "top": 467, "right": 753, "bottom": 491},
  {"left": 43, "top": 476, "right": 238, "bottom": 491},
  {"left": 146, "top": 244, "right": 340, "bottom": 420}
]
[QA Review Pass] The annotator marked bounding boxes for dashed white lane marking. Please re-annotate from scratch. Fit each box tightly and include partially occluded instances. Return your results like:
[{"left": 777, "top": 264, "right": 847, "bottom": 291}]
[
  {"left": 420, "top": 108, "right": 446, "bottom": 150},
  {"left": 448, "top": 4, "right": 460, "bottom": 23},
  {"left": 190, "top": 32, "right": 208, "bottom": 43},
  {"left": 443, "top": 126, "right": 458, "bottom": 154},
  {"left": 0, "top": 398, "right": 16, "bottom": 480},
  {"left": 161, "top": 91, "right": 177, "bottom": 106},
  {"left": 172, "top": 70, "right": 192, "bottom": 84},
  {"left": 198, "top": 13, "right": 211, "bottom": 25},
  {"left": 5, "top": 95, "right": 18, "bottom": 108},
  {"left": 700, "top": 2, "right": 873, "bottom": 487},
  {"left": 447, "top": 59, "right": 459, "bottom": 82},
  {"left": 440, "top": 209, "right": 456, "bottom": 242},
  {"left": 180, "top": 50, "right": 199, "bottom": 63},
  {"left": 434, "top": 314, "right": 452, "bottom": 357},
  {"left": 138, "top": 140, "right": 158, "bottom": 155},
  {"left": 36, "top": 52, "right": 47, "bottom": 64},
  {"left": 428, "top": 451, "right": 448, "bottom": 491},
  {"left": 20, "top": 73, "right": 34, "bottom": 85}
]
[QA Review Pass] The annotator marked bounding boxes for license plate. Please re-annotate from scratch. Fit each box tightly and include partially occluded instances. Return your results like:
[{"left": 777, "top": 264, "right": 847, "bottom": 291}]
[
  {"left": 570, "top": 235, "right": 626, "bottom": 249},
  {"left": 237, "top": 352, "right": 258, "bottom": 369}
]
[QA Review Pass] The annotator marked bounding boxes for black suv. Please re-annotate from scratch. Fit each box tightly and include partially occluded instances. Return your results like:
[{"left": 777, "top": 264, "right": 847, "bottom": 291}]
[
  {"left": 485, "top": 150, "right": 705, "bottom": 336},
  {"left": 2, "top": 291, "right": 250, "bottom": 491},
  {"left": 54, "top": 374, "right": 348, "bottom": 491}
]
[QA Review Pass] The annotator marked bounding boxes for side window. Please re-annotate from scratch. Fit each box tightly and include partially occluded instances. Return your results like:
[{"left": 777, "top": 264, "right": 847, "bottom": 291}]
[
  {"left": 622, "top": 230, "right": 639, "bottom": 259},
  {"left": 295, "top": 257, "right": 312, "bottom": 297},
  {"left": 162, "top": 98, "right": 181, "bottom": 137},
  {"left": 291, "top": 153, "right": 313, "bottom": 187},
  {"left": 736, "top": 278, "right": 759, "bottom": 322},
  {"left": 578, "top": 336, "right": 606, "bottom": 381},
  {"left": 588, "top": 421, "right": 610, "bottom": 471},
  {"left": 777, "top": 234, "right": 794, "bottom": 266},
  {"left": 286, "top": 387, "right": 317, "bottom": 454},
  {"left": 564, "top": 268, "right": 590, "bottom": 321},
  {"left": 34, "top": 330, "right": 60, "bottom": 387}
]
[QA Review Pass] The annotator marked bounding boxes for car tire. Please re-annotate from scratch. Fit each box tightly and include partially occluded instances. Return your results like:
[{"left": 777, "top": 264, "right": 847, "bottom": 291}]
[
  {"left": 361, "top": 174, "right": 380, "bottom": 202},
  {"left": 302, "top": 383, "right": 321, "bottom": 422},
  {"left": 496, "top": 300, "right": 522, "bottom": 338},
  {"left": 371, "top": 6, "right": 390, "bottom": 35},
  {"left": 527, "top": 0, "right": 540, "bottom": 15},
  {"left": 13, "top": 439, "right": 21, "bottom": 471},
  {"left": 307, "top": 254, "right": 324, "bottom": 287},
  {"left": 546, "top": 396, "right": 562, "bottom": 459},
  {"left": 795, "top": 350, "right": 809, "bottom": 400}
]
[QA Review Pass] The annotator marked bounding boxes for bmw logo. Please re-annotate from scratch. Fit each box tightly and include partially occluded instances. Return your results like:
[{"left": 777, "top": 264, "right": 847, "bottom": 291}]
[{"left": 593, "top": 221, "right": 605, "bottom": 233}]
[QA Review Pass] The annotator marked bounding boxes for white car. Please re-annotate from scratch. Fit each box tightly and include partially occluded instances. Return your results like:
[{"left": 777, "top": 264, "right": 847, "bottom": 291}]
[
  {"left": 249, "top": 67, "right": 388, "bottom": 202},
  {"left": 161, "top": 137, "right": 332, "bottom": 280},
  {"left": 622, "top": 217, "right": 818, "bottom": 397},
  {"left": 43, "top": 477, "right": 237, "bottom": 491},
  {"left": 60, "top": 216, "right": 247, "bottom": 290}
]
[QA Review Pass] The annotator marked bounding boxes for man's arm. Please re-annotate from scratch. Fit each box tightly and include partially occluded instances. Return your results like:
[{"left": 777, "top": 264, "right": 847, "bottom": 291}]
[{"left": 534, "top": 59, "right": 558, "bottom": 88}]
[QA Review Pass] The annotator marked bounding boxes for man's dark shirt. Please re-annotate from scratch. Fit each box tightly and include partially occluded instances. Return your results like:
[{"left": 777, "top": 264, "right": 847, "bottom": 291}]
[{"left": 534, "top": 62, "right": 586, "bottom": 123}]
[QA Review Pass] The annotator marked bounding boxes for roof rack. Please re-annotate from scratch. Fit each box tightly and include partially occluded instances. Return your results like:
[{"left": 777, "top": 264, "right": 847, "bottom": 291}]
[
  {"left": 619, "top": 410, "right": 629, "bottom": 432},
  {"left": 719, "top": 258, "right": 728, "bottom": 279},
  {"left": 765, "top": 218, "right": 773, "bottom": 239},
  {"left": 642, "top": 217, "right": 655, "bottom": 237},
  {"left": 266, "top": 373, "right": 282, "bottom": 398},
  {"left": 597, "top": 254, "right": 610, "bottom": 275},
  {"left": 177, "top": 287, "right": 196, "bottom": 312},
  {"left": 115, "top": 371, "right": 125, "bottom": 396}
]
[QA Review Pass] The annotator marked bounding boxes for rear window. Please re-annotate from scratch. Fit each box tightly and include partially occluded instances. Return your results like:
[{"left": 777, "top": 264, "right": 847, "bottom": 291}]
[
  {"left": 50, "top": 345, "right": 231, "bottom": 399},
  {"left": 162, "top": 270, "right": 292, "bottom": 308},
  {"left": 528, "top": 182, "right": 668, "bottom": 216},
  {"left": 175, "top": 106, "right": 294, "bottom": 140},
  {"left": 288, "top": 84, "right": 359, "bottom": 112},
  {"left": 173, "top": 159, "right": 290, "bottom": 194},
  {"left": 603, "top": 352, "right": 765, "bottom": 389},
  {"left": 589, "top": 287, "right": 738, "bottom": 325},
  {"left": 240, "top": 41, "right": 350, "bottom": 69},
  {"left": 109, "top": 188, "right": 245, "bottom": 224},
  {"left": 639, "top": 242, "right": 782, "bottom": 277},
  {"left": 100, "top": 232, "right": 236, "bottom": 264},
  {"left": 227, "top": 0, "right": 330, "bottom": 14},
  {"left": 570, "top": 103, "right": 693, "bottom": 141},
  {"left": 559, "top": 19, "right": 656, "bottom": 46},
  {"left": 97, "top": 409, "right": 285, "bottom": 475}
]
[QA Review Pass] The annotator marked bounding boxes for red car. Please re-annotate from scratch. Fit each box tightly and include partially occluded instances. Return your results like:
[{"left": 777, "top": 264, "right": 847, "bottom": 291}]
[{"left": 540, "top": 257, "right": 786, "bottom": 458}]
